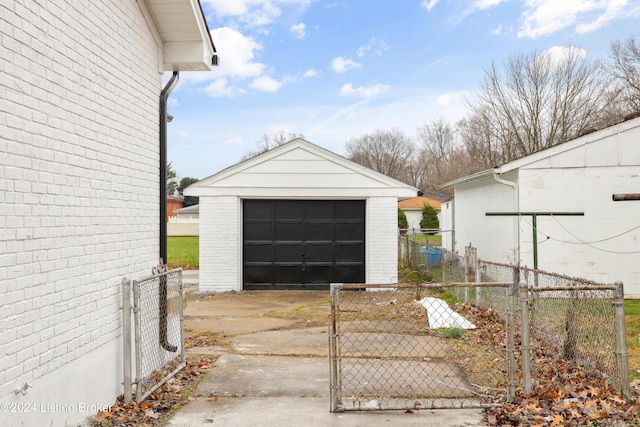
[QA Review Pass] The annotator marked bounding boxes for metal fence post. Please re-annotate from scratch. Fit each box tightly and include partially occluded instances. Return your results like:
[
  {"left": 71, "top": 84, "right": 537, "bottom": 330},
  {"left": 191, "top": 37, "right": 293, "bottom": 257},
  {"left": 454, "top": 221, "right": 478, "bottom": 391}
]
[
  {"left": 519, "top": 280, "right": 531, "bottom": 395},
  {"left": 122, "top": 278, "right": 132, "bottom": 404},
  {"left": 329, "top": 284, "right": 343, "bottom": 412},
  {"left": 132, "top": 279, "right": 142, "bottom": 403},
  {"left": 507, "top": 278, "right": 517, "bottom": 402},
  {"left": 613, "top": 281, "right": 631, "bottom": 399}
]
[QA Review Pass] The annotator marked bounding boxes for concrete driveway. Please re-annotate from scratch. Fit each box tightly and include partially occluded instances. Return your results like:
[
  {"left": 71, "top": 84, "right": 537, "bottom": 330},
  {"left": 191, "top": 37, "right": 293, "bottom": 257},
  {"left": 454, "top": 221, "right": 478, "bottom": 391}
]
[{"left": 168, "top": 271, "right": 486, "bottom": 426}]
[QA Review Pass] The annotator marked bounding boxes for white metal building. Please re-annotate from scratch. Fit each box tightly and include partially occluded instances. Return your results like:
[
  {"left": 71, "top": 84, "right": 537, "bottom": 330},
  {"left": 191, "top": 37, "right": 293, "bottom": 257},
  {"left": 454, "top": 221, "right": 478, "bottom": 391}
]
[
  {"left": 443, "top": 116, "right": 640, "bottom": 297},
  {"left": 0, "top": 2, "right": 215, "bottom": 426},
  {"left": 186, "top": 139, "right": 418, "bottom": 292}
]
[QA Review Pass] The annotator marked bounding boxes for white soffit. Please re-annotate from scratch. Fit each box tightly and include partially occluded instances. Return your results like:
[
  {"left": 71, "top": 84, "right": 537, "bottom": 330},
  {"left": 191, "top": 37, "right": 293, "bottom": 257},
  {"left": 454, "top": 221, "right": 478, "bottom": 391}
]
[{"left": 146, "top": 0, "right": 216, "bottom": 71}]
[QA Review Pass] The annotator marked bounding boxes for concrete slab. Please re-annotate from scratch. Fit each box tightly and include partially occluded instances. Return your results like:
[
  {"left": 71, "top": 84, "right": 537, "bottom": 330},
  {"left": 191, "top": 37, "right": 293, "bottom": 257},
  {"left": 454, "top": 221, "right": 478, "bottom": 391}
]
[
  {"left": 168, "top": 284, "right": 487, "bottom": 427},
  {"left": 166, "top": 396, "right": 485, "bottom": 427},
  {"left": 199, "top": 354, "right": 329, "bottom": 397},
  {"left": 229, "top": 326, "right": 329, "bottom": 356}
]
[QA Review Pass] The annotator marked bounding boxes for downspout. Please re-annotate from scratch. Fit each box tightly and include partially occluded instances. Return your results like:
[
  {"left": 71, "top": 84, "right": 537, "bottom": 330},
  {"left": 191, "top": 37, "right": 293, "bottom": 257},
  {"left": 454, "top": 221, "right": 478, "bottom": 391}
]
[
  {"left": 493, "top": 171, "right": 520, "bottom": 265},
  {"left": 160, "top": 71, "right": 179, "bottom": 264},
  {"left": 159, "top": 71, "right": 179, "bottom": 353}
]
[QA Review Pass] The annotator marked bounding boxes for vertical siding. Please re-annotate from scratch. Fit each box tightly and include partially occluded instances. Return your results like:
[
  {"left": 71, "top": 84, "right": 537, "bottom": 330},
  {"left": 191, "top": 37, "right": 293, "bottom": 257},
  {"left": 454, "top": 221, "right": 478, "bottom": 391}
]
[
  {"left": 454, "top": 172, "right": 520, "bottom": 264},
  {"left": 0, "top": 1, "right": 161, "bottom": 425},
  {"left": 519, "top": 166, "right": 640, "bottom": 296},
  {"left": 199, "top": 196, "right": 241, "bottom": 292}
]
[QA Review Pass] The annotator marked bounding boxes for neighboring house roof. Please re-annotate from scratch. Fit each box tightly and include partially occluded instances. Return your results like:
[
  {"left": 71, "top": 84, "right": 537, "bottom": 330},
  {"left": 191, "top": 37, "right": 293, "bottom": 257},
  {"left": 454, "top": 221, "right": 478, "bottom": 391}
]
[
  {"left": 175, "top": 204, "right": 199, "bottom": 214},
  {"left": 185, "top": 138, "right": 418, "bottom": 198},
  {"left": 167, "top": 195, "right": 184, "bottom": 202},
  {"left": 143, "top": 0, "right": 217, "bottom": 71},
  {"left": 441, "top": 114, "right": 640, "bottom": 188},
  {"left": 398, "top": 197, "right": 441, "bottom": 210}
]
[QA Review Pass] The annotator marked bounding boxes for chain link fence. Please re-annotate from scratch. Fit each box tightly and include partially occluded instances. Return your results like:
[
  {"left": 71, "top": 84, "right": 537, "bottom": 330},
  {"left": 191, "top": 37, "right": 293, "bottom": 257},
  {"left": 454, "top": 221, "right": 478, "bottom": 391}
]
[
  {"left": 334, "top": 240, "right": 633, "bottom": 412},
  {"left": 477, "top": 260, "right": 630, "bottom": 399},
  {"left": 123, "top": 266, "right": 185, "bottom": 403},
  {"left": 329, "top": 282, "right": 510, "bottom": 412}
]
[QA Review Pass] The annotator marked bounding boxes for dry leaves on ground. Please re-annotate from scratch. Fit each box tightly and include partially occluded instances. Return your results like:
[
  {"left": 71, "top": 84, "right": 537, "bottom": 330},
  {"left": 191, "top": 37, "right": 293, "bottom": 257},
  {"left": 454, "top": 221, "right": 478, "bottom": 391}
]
[
  {"left": 451, "top": 302, "right": 640, "bottom": 426},
  {"left": 90, "top": 354, "right": 216, "bottom": 427}
]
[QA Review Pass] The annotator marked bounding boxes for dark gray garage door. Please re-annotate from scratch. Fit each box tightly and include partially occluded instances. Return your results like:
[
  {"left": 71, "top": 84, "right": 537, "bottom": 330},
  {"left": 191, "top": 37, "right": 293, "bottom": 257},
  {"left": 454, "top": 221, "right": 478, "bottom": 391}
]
[{"left": 243, "top": 200, "right": 365, "bottom": 290}]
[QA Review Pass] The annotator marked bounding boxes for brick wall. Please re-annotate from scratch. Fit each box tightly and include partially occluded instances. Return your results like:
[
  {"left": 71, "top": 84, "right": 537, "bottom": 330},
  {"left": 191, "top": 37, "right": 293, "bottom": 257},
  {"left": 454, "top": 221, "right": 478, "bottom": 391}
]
[
  {"left": 0, "top": 1, "right": 161, "bottom": 425},
  {"left": 199, "top": 196, "right": 240, "bottom": 292},
  {"left": 367, "top": 197, "right": 399, "bottom": 283}
]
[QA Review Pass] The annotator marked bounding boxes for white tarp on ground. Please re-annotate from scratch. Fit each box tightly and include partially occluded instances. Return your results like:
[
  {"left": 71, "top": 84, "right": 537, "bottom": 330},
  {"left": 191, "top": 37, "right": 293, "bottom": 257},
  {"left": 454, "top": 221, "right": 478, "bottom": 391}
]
[{"left": 416, "top": 298, "right": 476, "bottom": 329}]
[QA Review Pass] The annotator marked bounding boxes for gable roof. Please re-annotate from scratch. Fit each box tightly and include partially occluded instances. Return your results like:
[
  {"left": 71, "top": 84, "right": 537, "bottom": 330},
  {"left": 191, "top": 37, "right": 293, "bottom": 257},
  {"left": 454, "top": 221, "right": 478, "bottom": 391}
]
[
  {"left": 186, "top": 138, "right": 418, "bottom": 198},
  {"left": 442, "top": 114, "right": 640, "bottom": 188},
  {"left": 398, "top": 197, "right": 441, "bottom": 210}
]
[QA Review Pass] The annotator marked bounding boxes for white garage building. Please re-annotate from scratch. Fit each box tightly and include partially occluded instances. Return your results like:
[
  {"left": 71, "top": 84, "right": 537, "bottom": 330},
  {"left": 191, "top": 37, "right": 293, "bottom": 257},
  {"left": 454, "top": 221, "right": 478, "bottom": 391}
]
[
  {"left": 443, "top": 116, "right": 640, "bottom": 297},
  {"left": 186, "top": 139, "right": 418, "bottom": 291}
]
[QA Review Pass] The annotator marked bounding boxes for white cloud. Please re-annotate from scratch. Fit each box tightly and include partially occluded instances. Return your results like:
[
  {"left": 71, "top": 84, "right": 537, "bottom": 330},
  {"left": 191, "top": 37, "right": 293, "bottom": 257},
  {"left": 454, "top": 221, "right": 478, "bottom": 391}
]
[
  {"left": 249, "top": 76, "right": 286, "bottom": 92},
  {"left": 421, "top": 0, "right": 439, "bottom": 11},
  {"left": 202, "top": 0, "right": 314, "bottom": 28},
  {"left": 339, "top": 83, "right": 389, "bottom": 99},
  {"left": 356, "top": 38, "right": 389, "bottom": 58},
  {"left": 517, "top": 0, "right": 633, "bottom": 39},
  {"left": 331, "top": 56, "right": 362, "bottom": 73},
  {"left": 204, "top": 78, "right": 246, "bottom": 97},
  {"left": 209, "top": 27, "right": 265, "bottom": 79},
  {"left": 290, "top": 22, "right": 306, "bottom": 39},
  {"left": 472, "top": 0, "right": 506, "bottom": 10},
  {"left": 303, "top": 68, "right": 320, "bottom": 78},
  {"left": 541, "top": 46, "right": 587, "bottom": 67}
]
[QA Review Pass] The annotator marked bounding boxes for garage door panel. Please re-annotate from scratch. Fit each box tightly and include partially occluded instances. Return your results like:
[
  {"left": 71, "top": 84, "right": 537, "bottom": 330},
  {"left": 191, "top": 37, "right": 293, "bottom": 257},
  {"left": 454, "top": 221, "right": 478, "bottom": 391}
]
[
  {"left": 305, "top": 200, "right": 334, "bottom": 219},
  {"left": 305, "top": 265, "right": 334, "bottom": 283},
  {"left": 244, "top": 199, "right": 365, "bottom": 289},
  {"left": 334, "top": 265, "right": 364, "bottom": 283},
  {"left": 245, "top": 223, "right": 273, "bottom": 241},
  {"left": 336, "top": 200, "right": 365, "bottom": 219},
  {"left": 275, "top": 243, "right": 304, "bottom": 262},
  {"left": 336, "top": 242, "right": 364, "bottom": 262},
  {"left": 245, "top": 200, "right": 274, "bottom": 220},
  {"left": 276, "top": 200, "right": 304, "bottom": 219},
  {"left": 305, "top": 223, "right": 334, "bottom": 240},
  {"left": 275, "top": 223, "right": 304, "bottom": 241},
  {"left": 244, "top": 265, "right": 272, "bottom": 283},
  {"left": 275, "top": 265, "right": 305, "bottom": 283},
  {"left": 244, "top": 243, "right": 274, "bottom": 262},
  {"left": 335, "top": 223, "right": 364, "bottom": 240},
  {"left": 306, "top": 243, "right": 335, "bottom": 262}
]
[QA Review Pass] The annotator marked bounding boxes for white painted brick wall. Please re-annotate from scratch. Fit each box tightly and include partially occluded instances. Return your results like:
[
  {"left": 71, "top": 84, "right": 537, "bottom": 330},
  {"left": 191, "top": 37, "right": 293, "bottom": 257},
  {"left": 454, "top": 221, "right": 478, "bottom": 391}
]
[
  {"left": 367, "top": 197, "right": 399, "bottom": 284},
  {"left": 1, "top": 1, "right": 162, "bottom": 425},
  {"left": 199, "top": 196, "right": 241, "bottom": 292}
]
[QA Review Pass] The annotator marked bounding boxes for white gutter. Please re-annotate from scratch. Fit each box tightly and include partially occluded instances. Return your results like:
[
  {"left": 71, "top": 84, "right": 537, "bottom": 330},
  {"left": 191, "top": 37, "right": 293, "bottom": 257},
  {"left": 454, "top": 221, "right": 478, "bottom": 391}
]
[{"left": 493, "top": 171, "right": 520, "bottom": 265}]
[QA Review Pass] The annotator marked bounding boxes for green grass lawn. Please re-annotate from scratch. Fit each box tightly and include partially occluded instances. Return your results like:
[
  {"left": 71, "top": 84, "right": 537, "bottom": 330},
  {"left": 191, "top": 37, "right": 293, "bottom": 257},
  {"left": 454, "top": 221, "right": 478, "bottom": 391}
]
[
  {"left": 406, "top": 234, "right": 442, "bottom": 246},
  {"left": 625, "top": 300, "right": 640, "bottom": 379},
  {"left": 167, "top": 236, "right": 199, "bottom": 269}
]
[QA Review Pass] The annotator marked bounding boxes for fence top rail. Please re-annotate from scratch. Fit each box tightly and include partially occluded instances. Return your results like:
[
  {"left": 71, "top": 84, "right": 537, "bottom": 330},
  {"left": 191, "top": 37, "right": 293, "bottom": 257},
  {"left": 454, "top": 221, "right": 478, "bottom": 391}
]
[
  {"left": 529, "top": 285, "right": 616, "bottom": 292},
  {"left": 331, "top": 282, "right": 509, "bottom": 291},
  {"left": 479, "top": 260, "right": 612, "bottom": 288},
  {"left": 131, "top": 267, "right": 183, "bottom": 285}
]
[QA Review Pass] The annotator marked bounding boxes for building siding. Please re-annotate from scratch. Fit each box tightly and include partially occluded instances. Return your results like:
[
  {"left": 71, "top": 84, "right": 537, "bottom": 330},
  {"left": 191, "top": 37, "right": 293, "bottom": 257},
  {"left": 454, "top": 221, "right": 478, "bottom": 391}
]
[
  {"left": 367, "top": 197, "right": 399, "bottom": 284},
  {"left": 1, "top": 1, "right": 161, "bottom": 425},
  {"left": 199, "top": 196, "right": 240, "bottom": 292},
  {"left": 450, "top": 119, "right": 640, "bottom": 297}
]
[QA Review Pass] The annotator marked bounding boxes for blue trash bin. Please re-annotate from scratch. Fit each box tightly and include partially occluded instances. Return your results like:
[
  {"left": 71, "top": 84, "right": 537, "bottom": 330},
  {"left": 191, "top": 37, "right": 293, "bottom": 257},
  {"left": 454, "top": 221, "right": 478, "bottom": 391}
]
[{"left": 427, "top": 247, "right": 442, "bottom": 264}]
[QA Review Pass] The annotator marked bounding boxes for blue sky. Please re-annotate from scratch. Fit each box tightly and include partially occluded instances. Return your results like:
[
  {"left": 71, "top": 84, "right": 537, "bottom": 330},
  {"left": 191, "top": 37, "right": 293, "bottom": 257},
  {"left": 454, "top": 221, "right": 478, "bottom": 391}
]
[{"left": 167, "top": 0, "right": 640, "bottom": 180}]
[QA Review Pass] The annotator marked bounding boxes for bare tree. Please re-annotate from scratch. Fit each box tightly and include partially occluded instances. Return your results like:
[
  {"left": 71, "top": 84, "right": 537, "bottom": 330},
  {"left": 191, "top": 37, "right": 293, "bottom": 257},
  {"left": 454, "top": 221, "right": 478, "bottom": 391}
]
[
  {"left": 416, "top": 117, "right": 455, "bottom": 179},
  {"left": 345, "top": 128, "right": 414, "bottom": 184},
  {"left": 608, "top": 36, "right": 640, "bottom": 113},
  {"left": 466, "top": 48, "right": 610, "bottom": 161},
  {"left": 240, "top": 129, "right": 305, "bottom": 161}
]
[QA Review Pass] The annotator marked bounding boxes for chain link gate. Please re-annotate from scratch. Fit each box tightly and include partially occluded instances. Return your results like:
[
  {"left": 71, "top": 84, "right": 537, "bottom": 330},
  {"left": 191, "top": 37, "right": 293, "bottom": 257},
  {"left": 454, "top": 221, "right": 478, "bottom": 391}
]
[
  {"left": 329, "top": 282, "right": 511, "bottom": 412},
  {"left": 123, "top": 265, "right": 185, "bottom": 403}
]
